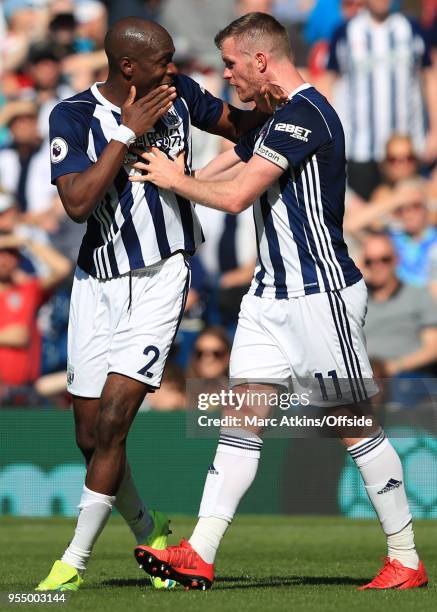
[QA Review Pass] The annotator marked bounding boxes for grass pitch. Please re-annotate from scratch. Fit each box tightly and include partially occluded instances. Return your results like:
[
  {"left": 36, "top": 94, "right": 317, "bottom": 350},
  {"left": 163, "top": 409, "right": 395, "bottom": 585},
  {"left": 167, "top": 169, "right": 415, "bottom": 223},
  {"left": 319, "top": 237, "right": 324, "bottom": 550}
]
[{"left": 0, "top": 516, "right": 435, "bottom": 612}]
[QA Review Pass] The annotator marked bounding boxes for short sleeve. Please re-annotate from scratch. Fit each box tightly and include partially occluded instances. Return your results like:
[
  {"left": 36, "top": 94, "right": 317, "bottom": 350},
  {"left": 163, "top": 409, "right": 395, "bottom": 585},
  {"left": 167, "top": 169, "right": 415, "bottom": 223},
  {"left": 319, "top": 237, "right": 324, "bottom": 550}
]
[
  {"left": 49, "top": 102, "right": 93, "bottom": 184},
  {"left": 417, "top": 287, "right": 437, "bottom": 328},
  {"left": 175, "top": 74, "right": 224, "bottom": 131},
  {"left": 234, "top": 127, "right": 260, "bottom": 162},
  {"left": 258, "top": 101, "right": 329, "bottom": 169}
]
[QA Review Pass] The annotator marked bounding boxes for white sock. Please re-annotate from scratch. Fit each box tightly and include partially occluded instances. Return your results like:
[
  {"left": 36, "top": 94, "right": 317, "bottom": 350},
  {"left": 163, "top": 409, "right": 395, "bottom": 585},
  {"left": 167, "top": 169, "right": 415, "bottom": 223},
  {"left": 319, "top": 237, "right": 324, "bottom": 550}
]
[
  {"left": 189, "top": 428, "right": 262, "bottom": 564},
  {"left": 61, "top": 486, "right": 115, "bottom": 571},
  {"left": 114, "top": 463, "right": 153, "bottom": 544},
  {"left": 387, "top": 522, "right": 419, "bottom": 570},
  {"left": 347, "top": 430, "right": 418, "bottom": 570},
  {"left": 189, "top": 517, "right": 229, "bottom": 564}
]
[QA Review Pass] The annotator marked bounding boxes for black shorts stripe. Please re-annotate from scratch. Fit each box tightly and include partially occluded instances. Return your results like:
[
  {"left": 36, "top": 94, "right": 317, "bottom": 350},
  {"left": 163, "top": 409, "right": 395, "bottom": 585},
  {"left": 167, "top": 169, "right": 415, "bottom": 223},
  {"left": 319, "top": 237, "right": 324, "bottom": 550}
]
[
  {"left": 331, "top": 291, "right": 364, "bottom": 402},
  {"left": 335, "top": 291, "right": 368, "bottom": 400},
  {"left": 327, "top": 291, "right": 358, "bottom": 403}
]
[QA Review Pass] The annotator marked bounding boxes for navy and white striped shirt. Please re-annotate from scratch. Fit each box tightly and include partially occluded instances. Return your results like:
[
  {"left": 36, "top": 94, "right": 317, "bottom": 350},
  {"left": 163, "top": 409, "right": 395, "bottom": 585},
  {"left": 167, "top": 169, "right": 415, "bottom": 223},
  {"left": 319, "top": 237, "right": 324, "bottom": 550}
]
[
  {"left": 328, "top": 10, "right": 431, "bottom": 162},
  {"left": 49, "top": 75, "right": 223, "bottom": 279},
  {"left": 235, "top": 84, "right": 362, "bottom": 299}
]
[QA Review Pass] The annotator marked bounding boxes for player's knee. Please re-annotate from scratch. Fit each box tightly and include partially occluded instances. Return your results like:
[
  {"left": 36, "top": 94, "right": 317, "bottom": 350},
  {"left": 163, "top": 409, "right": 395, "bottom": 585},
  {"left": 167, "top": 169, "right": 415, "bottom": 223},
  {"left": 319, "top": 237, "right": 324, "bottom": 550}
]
[
  {"left": 75, "top": 429, "right": 95, "bottom": 463},
  {"left": 95, "top": 406, "right": 128, "bottom": 450}
]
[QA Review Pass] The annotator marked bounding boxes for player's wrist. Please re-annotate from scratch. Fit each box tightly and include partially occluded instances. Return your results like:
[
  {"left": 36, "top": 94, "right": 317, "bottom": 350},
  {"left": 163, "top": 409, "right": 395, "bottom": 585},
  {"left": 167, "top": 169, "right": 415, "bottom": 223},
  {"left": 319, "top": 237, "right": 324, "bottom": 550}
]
[{"left": 112, "top": 124, "right": 137, "bottom": 147}]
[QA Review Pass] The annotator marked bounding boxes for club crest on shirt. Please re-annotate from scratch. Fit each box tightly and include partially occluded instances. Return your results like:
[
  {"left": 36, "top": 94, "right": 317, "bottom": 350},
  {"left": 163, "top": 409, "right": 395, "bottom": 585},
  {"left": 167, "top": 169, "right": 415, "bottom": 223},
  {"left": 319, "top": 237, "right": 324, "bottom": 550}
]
[
  {"left": 161, "top": 104, "right": 182, "bottom": 129},
  {"left": 50, "top": 137, "right": 68, "bottom": 163}
]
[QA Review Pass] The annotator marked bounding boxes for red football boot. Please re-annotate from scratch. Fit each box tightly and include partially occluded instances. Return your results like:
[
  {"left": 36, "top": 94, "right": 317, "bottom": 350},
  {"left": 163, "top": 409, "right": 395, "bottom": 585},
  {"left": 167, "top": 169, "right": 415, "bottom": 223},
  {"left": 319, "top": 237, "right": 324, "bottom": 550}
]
[
  {"left": 135, "top": 539, "right": 214, "bottom": 590},
  {"left": 358, "top": 557, "right": 428, "bottom": 590}
]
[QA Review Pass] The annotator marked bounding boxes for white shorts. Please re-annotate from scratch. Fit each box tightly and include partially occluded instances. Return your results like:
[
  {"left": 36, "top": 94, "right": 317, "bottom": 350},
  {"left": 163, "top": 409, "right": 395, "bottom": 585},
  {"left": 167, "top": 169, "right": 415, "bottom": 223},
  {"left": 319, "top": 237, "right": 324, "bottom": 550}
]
[
  {"left": 230, "top": 279, "right": 377, "bottom": 406},
  {"left": 67, "top": 253, "right": 190, "bottom": 397}
]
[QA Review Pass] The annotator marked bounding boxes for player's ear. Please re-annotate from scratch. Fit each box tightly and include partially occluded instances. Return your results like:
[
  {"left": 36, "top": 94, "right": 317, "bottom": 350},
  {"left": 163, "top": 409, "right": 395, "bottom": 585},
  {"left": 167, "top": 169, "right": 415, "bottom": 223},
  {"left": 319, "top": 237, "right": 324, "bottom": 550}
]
[
  {"left": 255, "top": 52, "right": 267, "bottom": 73},
  {"left": 120, "top": 56, "right": 134, "bottom": 77}
]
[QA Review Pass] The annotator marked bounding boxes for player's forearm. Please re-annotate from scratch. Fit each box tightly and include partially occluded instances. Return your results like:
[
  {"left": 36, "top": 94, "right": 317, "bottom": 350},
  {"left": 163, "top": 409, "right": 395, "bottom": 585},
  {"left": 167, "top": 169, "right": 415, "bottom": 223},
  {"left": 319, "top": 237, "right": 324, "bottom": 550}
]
[
  {"left": 171, "top": 174, "right": 251, "bottom": 214},
  {"left": 0, "top": 324, "right": 30, "bottom": 348},
  {"left": 196, "top": 149, "right": 244, "bottom": 182},
  {"left": 210, "top": 105, "right": 269, "bottom": 143},
  {"left": 57, "top": 140, "right": 128, "bottom": 223}
]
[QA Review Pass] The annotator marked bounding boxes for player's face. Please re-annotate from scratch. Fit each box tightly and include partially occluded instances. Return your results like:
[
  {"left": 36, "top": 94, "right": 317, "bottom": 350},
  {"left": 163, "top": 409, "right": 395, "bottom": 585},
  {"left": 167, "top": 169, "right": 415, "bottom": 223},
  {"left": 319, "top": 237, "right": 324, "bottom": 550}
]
[
  {"left": 363, "top": 238, "right": 397, "bottom": 288},
  {"left": 132, "top": 42, "right": 177, "bottom": 97},
  {"left": 220, "top": 37, "right": 260, "bottom": 104}
]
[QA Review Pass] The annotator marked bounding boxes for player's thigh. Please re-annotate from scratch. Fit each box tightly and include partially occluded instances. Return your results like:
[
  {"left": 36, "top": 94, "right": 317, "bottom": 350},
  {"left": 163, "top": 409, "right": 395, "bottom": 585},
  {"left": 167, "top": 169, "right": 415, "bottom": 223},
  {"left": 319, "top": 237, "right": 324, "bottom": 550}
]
[
  {"left": 109, "top": 254, "right": 190, "bottom": 389},
  {"left": 230, "top": 294, "right": 291, "bottom": 384},
  {"left": 67, "top": 267, "right": 111, "bottom": 398},
  {"left": 287, "top": 280, "right": 377, "bottom": 406}
]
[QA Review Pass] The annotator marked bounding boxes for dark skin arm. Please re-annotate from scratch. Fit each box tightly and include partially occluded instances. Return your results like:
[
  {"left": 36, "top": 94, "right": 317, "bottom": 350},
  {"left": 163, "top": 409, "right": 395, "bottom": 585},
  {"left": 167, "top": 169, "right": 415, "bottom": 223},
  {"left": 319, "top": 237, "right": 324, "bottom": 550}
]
[
  {"left": 207, "top": 84, "right": 288, "bottom": 142},
  {"left": 56, "top": 84, "right": 176, "bottom": 223}
]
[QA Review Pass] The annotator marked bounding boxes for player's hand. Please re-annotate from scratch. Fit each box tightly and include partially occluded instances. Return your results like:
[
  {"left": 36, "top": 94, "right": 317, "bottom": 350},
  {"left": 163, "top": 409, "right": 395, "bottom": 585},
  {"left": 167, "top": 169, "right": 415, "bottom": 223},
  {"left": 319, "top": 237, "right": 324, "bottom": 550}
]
[
  {"left": 129, "top": 147, "right": 185, "bottom": 189},
  {"left": 258, "top": 83, "right": 289, "bottom": 113},
  {"left": 121, "top": 84, "right": 177, "bottom": 137}
]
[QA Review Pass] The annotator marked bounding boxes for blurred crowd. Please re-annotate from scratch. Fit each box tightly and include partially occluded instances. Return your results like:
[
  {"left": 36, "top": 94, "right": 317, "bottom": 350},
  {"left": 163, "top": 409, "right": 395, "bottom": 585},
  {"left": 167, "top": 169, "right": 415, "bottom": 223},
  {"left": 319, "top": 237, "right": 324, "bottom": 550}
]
[{"left": 0, "top": 0, "right": 437, "bottom": 410}]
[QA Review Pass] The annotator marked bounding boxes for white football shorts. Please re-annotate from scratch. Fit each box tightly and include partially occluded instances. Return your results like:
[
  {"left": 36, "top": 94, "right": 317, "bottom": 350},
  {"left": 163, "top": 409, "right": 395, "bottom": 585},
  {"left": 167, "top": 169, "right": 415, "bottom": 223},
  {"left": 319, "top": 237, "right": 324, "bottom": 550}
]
[
  {"left": 230, "top": 279, "right": 378, "bottom": 406},
  {"left": 67, "top": 252, "right": 190, "bottom": 397}
]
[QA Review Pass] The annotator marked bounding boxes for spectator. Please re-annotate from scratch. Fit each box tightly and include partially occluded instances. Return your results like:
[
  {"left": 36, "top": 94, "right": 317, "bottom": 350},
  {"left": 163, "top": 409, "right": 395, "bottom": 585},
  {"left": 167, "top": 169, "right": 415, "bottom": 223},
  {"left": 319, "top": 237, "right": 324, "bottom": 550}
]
[
  {"left": 325, "top": 0, "right": 437, "bottom": 199},
  {"left": 147, "top": 363, "right": 187, "bottom": 411},
  {"left": 74, "top": 0, "right": 107, "bottom": 51},
  {"left": 159, "top": 0, "right": 235, "bottom": 71},
  {"left": 347, "top": 177, "right": 437, "bottom": 286},
  {"left": 0, "top": 233, "right": 71, "bottom": 390},
  {"left": 173, "top": 255, "right": 208, "bottom": 369},
  {"left": 0, "top": 100, "right": 56, "bottom": 232},
  {"left": 107, "top": 0, "right": 163, "bottom": 26},
  {"left": 26, "top": 41, "right": 75, "bottom": 138},
  {"left": 309, "top": 0, "right": 365, "bottom": 81},
  {"left": 186, "top": 326, "right": 231, "bottom": 380},
  {"left": 1, "top": 0, "right": 49, "bottom": 75},
  {"left": 363, "top": 233, "right": 437, "bottom": 381},
  {"left": 371, "top": 134, "right": 420, "bottom": 201},
  {"left": 197, "top": 206, "right": 256, "bottom": 333},
  {"left": 389, "top": 180, "right": 437, "bottom": 287}
]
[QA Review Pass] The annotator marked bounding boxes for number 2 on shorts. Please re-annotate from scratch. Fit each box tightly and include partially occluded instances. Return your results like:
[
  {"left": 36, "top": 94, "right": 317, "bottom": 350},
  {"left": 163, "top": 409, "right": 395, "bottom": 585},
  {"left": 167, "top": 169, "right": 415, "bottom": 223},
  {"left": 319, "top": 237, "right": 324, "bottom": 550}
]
[{"left": 138, "top": 345, "right": 160, "bottom": 379}]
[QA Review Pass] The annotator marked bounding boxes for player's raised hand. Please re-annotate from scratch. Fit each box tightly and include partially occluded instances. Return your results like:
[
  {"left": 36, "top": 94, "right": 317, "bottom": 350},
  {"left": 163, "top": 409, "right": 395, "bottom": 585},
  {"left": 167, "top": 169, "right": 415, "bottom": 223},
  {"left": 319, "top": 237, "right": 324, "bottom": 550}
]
[
  {"left": 129, "top": 147, "right": 183, "bottom": 189},
  {"left": 121, "top": 84, "right": 177, "bottom": 136},
  {"left": 258, "top": 83, "right": 289, "bottom": 113}
]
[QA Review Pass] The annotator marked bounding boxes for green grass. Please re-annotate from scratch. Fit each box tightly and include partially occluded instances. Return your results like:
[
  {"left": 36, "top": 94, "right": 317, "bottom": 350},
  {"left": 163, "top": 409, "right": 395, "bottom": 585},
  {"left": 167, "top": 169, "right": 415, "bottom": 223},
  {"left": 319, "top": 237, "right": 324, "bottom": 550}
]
[{"left": 0, "top": 516, "right": 436, "bottom": 612}]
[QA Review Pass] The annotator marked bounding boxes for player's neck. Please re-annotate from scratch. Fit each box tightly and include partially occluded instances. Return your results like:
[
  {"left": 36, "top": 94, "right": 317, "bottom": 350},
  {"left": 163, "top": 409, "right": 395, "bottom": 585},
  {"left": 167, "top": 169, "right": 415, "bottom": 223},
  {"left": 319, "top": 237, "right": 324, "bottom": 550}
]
[
  {"left": 266, "top": 64, "right": 306, "bottom": 100},
  {"left": 98, "top": 78, "right": 130, "bottom": 109}
]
